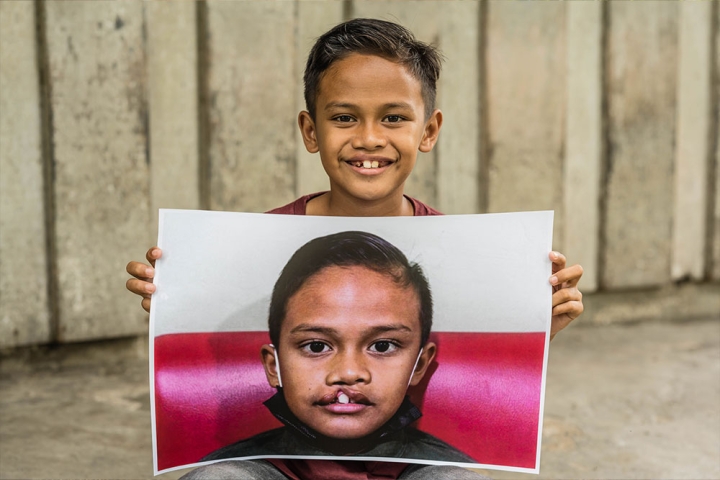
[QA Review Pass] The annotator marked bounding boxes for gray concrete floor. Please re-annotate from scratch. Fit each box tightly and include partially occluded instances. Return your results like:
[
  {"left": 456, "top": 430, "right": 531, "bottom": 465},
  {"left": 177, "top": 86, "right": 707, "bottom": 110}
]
[{"left": 1, "top": 318, "right": 718, "bottom": 480}]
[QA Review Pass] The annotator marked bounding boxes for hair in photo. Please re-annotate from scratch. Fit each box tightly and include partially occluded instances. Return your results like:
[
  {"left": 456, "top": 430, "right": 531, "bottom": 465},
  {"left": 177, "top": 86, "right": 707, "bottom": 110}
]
[
  {"left": 268, "top": 231, "right": 433, "bottom": 347},
  {"left": 303, "top": 18, "right": 443, "bottom": 120}
]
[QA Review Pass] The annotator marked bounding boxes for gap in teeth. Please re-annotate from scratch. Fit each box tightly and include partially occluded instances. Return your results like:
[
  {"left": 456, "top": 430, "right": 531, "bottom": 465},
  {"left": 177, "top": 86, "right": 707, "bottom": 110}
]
[{"left": 355, "top": 160, "right": 381, "bottom": 169}]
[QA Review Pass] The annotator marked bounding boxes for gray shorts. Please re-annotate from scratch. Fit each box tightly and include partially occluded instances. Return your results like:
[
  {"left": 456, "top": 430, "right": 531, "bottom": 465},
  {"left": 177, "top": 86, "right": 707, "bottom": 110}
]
[{"left": 180, "top": 460, "right": 491, "bottom": 480}]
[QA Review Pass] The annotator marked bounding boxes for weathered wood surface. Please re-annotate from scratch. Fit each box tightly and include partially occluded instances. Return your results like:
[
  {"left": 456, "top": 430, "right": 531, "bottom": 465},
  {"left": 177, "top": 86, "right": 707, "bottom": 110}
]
[
  {"left": 485, "top": 1, "right": 566, "bottom": 248},
  {"left": 45, "top": 1, "right": 152, "bottom": 341},
  {"left": 713, "top": 2, "right": 720, "bottom": 282},
  {"left": 0, "top": 2, "right": 51, "bottom": 348},
  {"left": 147, "top": 1, "right": 200, "bottom": 226},
  {"left": 205, "top": 1, "right": 297, "bottom": 212},
  {"left": 603, "top": 2, "right": 678, "bottom": 289},
  {"left": 562, "top": 1, "right": 603, "bottom": 293},
  {"left": 671, "top": 1, "right": 713, "bottom": 282}
]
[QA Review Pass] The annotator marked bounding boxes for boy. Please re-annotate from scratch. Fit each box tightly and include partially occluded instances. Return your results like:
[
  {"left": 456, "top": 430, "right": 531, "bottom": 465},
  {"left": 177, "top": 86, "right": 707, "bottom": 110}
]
[
  {"left": 201, "top": 231, "right": 474, "bottom": 466},
  {"left": 127, "top": 18, "right": 583, "bottom": 479}
]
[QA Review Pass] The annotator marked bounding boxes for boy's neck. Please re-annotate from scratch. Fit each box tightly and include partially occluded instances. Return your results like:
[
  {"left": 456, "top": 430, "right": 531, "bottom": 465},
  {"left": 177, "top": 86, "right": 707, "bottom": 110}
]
[{"left": 306, "top": 190, "right": 415, "bottom": 217}]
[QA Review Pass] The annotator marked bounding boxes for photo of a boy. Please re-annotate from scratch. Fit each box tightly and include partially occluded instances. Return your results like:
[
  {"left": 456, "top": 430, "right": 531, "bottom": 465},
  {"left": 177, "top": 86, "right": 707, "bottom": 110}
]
[{"left": 202, "top": 230, "right": 473, "bottom": 464}]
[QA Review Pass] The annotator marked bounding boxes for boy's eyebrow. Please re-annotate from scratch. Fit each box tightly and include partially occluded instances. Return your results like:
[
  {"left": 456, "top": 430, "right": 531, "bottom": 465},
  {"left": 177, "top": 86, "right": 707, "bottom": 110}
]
[
  {"left": 324, "top": 102, "right": 356, "bottom": 111},
  {"left": 324, "top": 101, "right": 414, "bottom": 111},
  {"left": 289, "top": 323, "right": 414, "bottom": 336}
]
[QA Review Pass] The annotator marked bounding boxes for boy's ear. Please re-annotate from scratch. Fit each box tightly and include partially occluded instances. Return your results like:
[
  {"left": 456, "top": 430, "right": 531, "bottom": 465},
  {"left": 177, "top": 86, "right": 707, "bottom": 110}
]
[
  {"left": 298, "top": 111, "right": 319, "bottom": 153},
  {"left": 260, "top": 344, "right": 281, "bottom": 388},
  {"left": 418, "top": 109, "right": 443, "bottom": 153},
  {"left": 409, "top": 341, "right": 437, "bottom": 387}
]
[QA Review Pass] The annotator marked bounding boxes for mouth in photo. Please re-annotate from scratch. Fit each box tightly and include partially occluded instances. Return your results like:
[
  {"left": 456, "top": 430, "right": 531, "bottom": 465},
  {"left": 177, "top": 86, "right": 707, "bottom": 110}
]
[{"left": 316, "top": 389, "right": 373, "bottom": 414}]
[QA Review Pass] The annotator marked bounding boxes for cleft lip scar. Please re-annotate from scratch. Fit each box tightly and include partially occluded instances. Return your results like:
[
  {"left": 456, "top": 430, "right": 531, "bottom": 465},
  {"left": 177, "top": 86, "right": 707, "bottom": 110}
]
[{"left": 316, "top": 389, "right": 372, "bottom": 406}]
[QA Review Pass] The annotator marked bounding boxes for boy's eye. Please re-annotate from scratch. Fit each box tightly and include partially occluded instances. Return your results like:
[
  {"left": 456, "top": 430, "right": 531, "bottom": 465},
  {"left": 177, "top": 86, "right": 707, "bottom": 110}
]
[
  {"left": 384, "top": 115, "right": 403, "bottom": 123},
  {"left": 333, "top": 115, "right": 355, "bottom": 123},
  {"left": 369, "top": 341, "right": 397, "bottom": 353},
  {"left": 302, "top": 341, "right": 330, "bottom": 354}
]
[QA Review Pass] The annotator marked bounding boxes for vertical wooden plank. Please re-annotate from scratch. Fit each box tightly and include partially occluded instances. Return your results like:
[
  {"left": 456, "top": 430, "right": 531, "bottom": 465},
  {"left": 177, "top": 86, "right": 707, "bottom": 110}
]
[
  {"left": 713, "top": 3, "right": 720, "bottom": 282},
  {"left": 435, "top": 1, "right": 481, "bottom": 214},
  {"left": 563, "top": 2, "right": 603, "bottom": 293},
  {"left": 671, "top": 1, "right": 713, "bottom": 281},
  {"left": 603, "top": 2, "right": 678, "bottom": 289},
  {"left": 296, "top": 0, "right": 343, "bottom": 197},
  {"left": 351, "top": 0, "right": 442, "bottom": 209},
  {"left": 486, "top": 2, "right": 566, "bottom": 248},
  {"left": 146, "top": 1, "right": 199, "bottom": 226},
  {"left": 206, "top": 1, "right": 296, "bottom": 212},
  {"left": 0, "top": 2, "right": 51, "bottom": 347},
  {"left": 45, "top": 1, "right": 151, "bottom": 341}
]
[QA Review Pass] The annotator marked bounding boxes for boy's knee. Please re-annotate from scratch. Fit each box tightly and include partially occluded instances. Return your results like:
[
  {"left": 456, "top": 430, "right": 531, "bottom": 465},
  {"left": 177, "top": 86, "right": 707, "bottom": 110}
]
[
  {"left": 180, "top": 460, "right": 287, "bottom": 480},
  {"left": 400, "top": 464, "right": 492, "bottom": 480}
]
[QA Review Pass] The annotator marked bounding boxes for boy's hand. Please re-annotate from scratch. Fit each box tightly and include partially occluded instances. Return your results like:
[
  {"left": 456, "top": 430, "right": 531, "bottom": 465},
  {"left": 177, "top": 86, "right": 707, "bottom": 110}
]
[
  {"left": 548, "top": 251, "right": 583, "bottom": 341},
  {"left": 125, "top": 247, "right": 162, "bottom": 313}
]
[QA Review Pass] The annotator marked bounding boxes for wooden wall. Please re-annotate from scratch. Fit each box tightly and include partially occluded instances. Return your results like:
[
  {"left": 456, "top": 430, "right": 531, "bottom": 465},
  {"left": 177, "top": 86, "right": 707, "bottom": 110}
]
[{"left": 1, "top": 1, "right": 718, "bottom": 347}]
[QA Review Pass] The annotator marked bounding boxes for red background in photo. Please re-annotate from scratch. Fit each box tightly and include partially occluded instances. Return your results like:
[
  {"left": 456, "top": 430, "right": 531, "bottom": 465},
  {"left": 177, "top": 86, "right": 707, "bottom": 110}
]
[{"left": 154, "top": 331, "right": 545, "bottom": 471}]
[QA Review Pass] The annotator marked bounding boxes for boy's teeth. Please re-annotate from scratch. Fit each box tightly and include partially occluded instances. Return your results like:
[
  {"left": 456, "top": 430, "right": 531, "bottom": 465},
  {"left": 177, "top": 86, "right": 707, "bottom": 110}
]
[
  {"left": 358, "top": 160, "right": 381, "bottom": 169},
  {"left": 338, "top": 393, "right": 350, "bottom": 404}
]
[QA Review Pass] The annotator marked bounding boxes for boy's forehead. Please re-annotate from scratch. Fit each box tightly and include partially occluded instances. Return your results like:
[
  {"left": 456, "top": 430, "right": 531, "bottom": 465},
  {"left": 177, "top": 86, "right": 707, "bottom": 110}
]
[
  {"left": 298, "top": 264, "right": 414, "bottom": 297},
  {"left": 281, "top": 265, "right": 422, "bottom": 333},
  {"left": 317, "top": 54, "right": 423, "bottom": 107}
]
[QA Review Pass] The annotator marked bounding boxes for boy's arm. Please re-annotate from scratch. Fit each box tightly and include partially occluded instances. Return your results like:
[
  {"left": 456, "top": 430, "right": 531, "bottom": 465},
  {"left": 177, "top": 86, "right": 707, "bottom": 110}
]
[
  {"left": 125, "top": 247, "right": 162, "bottom": 313},
  {"left": 548, "top": 251, "right": 583, "bottom": 341}
]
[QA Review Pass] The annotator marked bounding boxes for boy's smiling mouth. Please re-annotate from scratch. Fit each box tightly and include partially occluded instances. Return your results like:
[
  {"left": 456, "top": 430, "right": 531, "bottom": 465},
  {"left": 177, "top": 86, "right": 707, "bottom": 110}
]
[{"left": 344, "top": 155, "right": 394, "bottom": 173}]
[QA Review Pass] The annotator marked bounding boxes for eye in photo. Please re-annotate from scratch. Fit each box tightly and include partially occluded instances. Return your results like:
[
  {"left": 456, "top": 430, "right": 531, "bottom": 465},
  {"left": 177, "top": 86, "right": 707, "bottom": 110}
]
[{"left": 151, "top": 210, "right": 553, "bottom": 475}]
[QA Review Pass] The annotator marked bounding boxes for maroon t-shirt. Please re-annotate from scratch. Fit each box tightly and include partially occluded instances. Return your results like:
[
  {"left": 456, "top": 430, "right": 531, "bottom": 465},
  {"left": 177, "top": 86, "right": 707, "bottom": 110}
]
[
  {"left": 264, "top": 191, "right": 440, "bottom": 479},
  {"left": 267, "top": 192, "right": 443, "bottom": 216}
]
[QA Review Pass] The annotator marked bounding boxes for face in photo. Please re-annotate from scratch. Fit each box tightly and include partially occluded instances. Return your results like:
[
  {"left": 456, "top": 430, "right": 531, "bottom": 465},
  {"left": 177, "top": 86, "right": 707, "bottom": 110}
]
[{"left": 261, "top": 264, "right": 436, "bottom": 440}]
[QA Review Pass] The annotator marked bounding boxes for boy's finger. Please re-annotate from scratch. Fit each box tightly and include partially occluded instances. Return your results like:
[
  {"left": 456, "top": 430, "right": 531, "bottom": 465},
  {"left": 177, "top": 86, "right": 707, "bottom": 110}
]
[
  {"left": 126, "top": 277, "right": 156, "bottom": 296},
  {"left": 146, "top": 247, "right": 162, "bottom": 266},
  {"left": 551, "top": 300, "right": 584, "bottom": 319},
  {"left": 126, "top": 261, "right": 155, "bottom": 280},
  {"left": 549, "top": 264, "right": 583, "bottom": 288},
  {"left": 141, "top": 297, "right": 151, "bottom": 313},
  {"left": 549, "top": 304, "right": 582, "bottom": 340},
  {"left": 551, "top": 286, "right": 582, "bottom": 307},
  {"left": 549, "top": 251, "right": 566, "bottom": 272}
]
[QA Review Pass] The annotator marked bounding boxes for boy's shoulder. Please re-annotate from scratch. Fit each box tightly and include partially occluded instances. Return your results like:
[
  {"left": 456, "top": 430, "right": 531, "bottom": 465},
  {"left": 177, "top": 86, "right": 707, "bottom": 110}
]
[
  {"left": 399, "top": 427, "right": 476, "bottom": 463},
  {"left": 266, "top": 192, "right": 326, "bottom": 215},
  {"left": 266, "top": 192, "right": 443, "bottom": 216},
  {"left": 201, "top": 427, "right": 288, "bottom": 461}
]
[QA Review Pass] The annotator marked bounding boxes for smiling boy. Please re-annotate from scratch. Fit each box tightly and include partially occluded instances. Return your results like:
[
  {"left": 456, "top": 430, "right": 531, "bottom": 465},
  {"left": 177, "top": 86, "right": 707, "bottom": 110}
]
[
  {"left": 297, "top": 49, "right": 441, "bottom": 217},
  {"left": 199, "top": 231, "right": 475, "bottom": 469},
  {"left": 127, "top": 17, "right": 583, "bottom": 480}
]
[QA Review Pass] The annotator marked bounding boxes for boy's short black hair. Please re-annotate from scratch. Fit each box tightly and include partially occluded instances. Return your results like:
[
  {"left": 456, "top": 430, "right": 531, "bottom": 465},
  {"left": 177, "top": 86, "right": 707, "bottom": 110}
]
[
  {"left": 268, "top": 231, "right": 433, "bottom": 347},
  {"left": 303, "top": 18, "right": 443, "bottom": 120}
]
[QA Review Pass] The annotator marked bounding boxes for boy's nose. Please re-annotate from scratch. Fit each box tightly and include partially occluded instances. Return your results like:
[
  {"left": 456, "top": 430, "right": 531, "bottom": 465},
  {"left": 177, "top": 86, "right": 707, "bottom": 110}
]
[
  {"left": 351, "top": 122, "right": 387, "bottom": 150},
  {"left": 326, "top": 351, "right": 370, "bottom": 385}
]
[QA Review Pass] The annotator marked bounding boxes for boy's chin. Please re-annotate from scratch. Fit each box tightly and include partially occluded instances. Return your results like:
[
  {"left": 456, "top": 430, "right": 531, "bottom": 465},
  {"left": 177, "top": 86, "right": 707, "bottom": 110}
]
[
  {"left": 311, "top": 425, "right": 390, "bottom": 455},
  {"left": 315, "top": 425, "right": 377, "bottom": 441},
  {"left": 311, "top": 417, "right": 390, "bottom": 441}
]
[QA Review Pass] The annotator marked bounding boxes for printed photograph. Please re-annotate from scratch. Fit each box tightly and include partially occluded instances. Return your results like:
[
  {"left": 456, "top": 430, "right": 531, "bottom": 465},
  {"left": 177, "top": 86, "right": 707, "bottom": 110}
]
[{"left": 151, "top": 210, "right": 553, "bottom": 474}]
